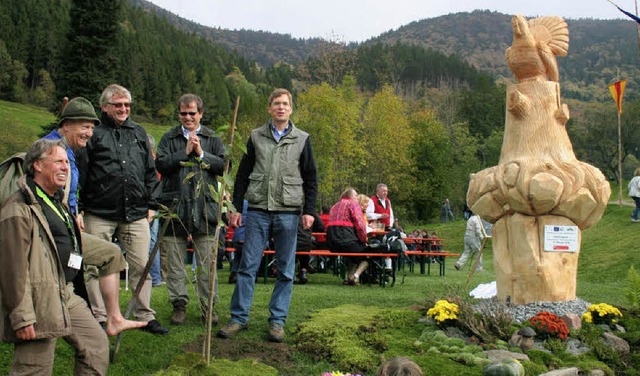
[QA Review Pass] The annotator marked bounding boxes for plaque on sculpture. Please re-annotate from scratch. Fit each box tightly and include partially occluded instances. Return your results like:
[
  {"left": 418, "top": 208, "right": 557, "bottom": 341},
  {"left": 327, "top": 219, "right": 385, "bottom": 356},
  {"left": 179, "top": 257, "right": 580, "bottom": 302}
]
[{"left": 543, "top": 225, "right": 579, "bottom": 252}]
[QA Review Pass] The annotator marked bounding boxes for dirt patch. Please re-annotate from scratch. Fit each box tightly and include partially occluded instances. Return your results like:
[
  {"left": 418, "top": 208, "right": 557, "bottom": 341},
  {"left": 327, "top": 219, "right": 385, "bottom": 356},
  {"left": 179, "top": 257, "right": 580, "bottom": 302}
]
[{"left": 183, "top": 335, "right": 296, "bottom": 372}]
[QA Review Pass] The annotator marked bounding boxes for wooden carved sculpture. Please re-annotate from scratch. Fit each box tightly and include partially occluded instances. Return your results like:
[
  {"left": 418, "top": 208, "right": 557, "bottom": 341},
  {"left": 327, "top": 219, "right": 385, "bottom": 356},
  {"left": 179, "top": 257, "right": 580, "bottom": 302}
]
[{"left": 466, "top": 15, "right": 611, "bottom": 305}]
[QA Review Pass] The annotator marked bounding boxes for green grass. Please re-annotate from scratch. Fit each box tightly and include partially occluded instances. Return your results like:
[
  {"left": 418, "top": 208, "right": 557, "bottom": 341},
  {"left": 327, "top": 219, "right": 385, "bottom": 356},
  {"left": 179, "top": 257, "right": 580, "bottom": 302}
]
[{"left": 1, "top": 99, "right": 639, "bottom": 374}]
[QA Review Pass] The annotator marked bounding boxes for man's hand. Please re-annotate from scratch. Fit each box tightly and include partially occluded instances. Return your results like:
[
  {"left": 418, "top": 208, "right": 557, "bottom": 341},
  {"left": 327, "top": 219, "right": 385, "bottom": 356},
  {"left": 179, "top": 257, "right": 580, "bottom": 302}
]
[
  {"left": 186, "top": 131, "right": 202, "bottom": 156},
  {"left": 301, "top": 214, "right": 314, "bottom": 230},
  {"left": 379, "top": 214, "right": 389, "bottom": 219},
  {"left": 16, "top": 325, "right": 36, "bottom": 340},
  {"left": 75, "top": 213, "right": 85, "bottom": 231},
  {"left": 148, "top": 210, "right": 156, "bottom": 223},
  {"left": 229, "top": 212, "right": 242, "bottom": 228}
]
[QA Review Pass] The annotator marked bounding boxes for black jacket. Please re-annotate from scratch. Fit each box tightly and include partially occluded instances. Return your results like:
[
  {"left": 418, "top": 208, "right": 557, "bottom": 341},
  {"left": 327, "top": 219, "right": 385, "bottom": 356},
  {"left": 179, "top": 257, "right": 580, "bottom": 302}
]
[
  {"left": 81, "top": 114, "right": 159, "bottom": 222},
  {"left": 156, "top": 125, "right": 225, "bottom": 236}
]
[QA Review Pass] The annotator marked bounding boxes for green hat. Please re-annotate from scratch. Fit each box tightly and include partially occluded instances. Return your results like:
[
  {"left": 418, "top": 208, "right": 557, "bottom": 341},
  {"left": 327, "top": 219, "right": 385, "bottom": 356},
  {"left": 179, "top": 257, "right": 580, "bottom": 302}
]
[{"left": 57, "top": 97, "right": 100, "bottom": 127}]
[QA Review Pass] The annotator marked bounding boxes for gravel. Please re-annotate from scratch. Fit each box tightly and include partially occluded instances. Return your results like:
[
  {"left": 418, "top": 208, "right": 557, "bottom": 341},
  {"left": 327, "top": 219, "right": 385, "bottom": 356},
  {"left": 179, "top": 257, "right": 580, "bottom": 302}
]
[{"left": 473, "top": 297, "right": 592, "bottom": 323}]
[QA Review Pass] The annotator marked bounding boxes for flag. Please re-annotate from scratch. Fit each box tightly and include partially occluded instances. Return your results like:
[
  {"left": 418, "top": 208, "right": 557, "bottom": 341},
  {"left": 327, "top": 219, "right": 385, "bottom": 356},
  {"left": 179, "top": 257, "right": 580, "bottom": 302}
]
[
  {"left": 609, "top": 80, "right": 627, "bottom": 114},
  {"left": 613, "top": 3, "right": 640, "bottom": 24}
]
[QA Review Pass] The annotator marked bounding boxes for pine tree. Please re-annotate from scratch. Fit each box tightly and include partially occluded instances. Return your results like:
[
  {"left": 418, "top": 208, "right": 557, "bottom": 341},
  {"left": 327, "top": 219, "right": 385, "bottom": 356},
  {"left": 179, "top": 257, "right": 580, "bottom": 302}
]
[{"left": 56, "top": 0, "right": 122, "bottom": 101}]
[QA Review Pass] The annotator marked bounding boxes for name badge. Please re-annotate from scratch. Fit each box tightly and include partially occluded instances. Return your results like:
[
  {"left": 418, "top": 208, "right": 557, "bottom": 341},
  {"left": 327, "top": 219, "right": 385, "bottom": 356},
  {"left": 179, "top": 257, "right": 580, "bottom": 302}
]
[{"left": 68, "top": 253, "right": 83, "bottom": 270}]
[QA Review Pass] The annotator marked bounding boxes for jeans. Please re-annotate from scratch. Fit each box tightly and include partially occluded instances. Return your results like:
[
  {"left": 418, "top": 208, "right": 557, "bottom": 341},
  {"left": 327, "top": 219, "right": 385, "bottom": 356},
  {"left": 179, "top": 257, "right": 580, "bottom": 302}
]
[
  {"left": 229, "top": 210, "right": 299, "bottom": 326},
  {"left": 633, "top": 197, "right": 640, "bottom": 220},
  {"left": 149, "top": 218, "right": 162, "bottom": 286}
]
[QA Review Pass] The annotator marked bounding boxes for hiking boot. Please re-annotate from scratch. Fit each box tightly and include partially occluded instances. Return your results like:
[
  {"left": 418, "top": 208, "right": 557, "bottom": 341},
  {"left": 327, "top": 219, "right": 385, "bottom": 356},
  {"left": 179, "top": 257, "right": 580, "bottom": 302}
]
[
  {"left": 171, "top": 300, "right": 187, "bottom": 325},
  {"left": 454, "top": 263, "right": 461, "bottom": 271},
  {"left": 217, "top": 322, "right": 248, "bottom": 339},
  {"left": 201, "top": 307, "right": 219, "bottom": 326},
  {"left": 267, "top": 322, "right": 285, "bottom": 343}
]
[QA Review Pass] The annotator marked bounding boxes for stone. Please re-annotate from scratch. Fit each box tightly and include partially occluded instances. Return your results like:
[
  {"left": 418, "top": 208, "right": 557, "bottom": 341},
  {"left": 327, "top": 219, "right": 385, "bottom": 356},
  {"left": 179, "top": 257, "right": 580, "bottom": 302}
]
[
  {"left": 538, "top": 367, "right": 579, "bottom": 376},
  {"left": 484, "top": 349, "right": 529, "bottom": 363},
  {"left": 566, "top": 338, "right": 590, "bottom": 356},
  {"left": 602, "top": 332, "right": 630, "bottom": 354},
  {"left": 560, "top": 313, "right": 581, "bottom": 330}
]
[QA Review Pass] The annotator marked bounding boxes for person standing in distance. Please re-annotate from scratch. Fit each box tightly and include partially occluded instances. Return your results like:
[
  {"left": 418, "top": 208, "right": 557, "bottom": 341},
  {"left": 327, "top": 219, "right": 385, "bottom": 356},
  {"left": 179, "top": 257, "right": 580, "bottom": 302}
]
[{"left": 217, "top": 88, "right": 318, "bottom": 343}]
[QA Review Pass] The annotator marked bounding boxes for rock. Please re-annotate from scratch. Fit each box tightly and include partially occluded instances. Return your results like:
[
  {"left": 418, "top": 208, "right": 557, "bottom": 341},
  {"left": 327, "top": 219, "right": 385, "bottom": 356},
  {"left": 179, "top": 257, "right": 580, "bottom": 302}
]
[
  {"left": 484, "top": 349, "right": 529, "bottom": 363},
  {"left": 560, "top": 313, "right": 581, "bottom": 330},
  {"left": 483, "top": 359, "right": 525, "bottom": 376},
  {"left": 613, "top": 324, "right": 626, "bottom": 333},
  {"left": 538, "top": 367, "right": 579, "bottom": 376},
  {"left": 588, "top": 369, "right": 606, "bottom": 376},
  {"left": 566, "top": 338, "right": 590, "bottom": 356},
  {"left": 602, "top": 332, "right": 630, "bottom": 354},
  {"left": 509, "top": 333, "right": 521, "bottom": 346}
]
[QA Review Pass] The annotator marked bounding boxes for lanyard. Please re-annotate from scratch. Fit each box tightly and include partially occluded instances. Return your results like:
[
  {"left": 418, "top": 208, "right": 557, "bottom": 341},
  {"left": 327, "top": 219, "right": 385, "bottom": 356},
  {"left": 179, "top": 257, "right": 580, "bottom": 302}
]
[{"left": 36, "top": 186, "right": 80, "bottom": 255}]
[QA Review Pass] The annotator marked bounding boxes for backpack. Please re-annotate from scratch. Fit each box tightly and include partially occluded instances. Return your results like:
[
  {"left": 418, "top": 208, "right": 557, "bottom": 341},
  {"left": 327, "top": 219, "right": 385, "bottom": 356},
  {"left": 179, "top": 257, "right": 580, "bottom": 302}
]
[
  {"left": 0, "top": 152, "right": 25, "bottom": 206},
  {"left": 383, "top": 229, "right": 408, "bottom": 253}
]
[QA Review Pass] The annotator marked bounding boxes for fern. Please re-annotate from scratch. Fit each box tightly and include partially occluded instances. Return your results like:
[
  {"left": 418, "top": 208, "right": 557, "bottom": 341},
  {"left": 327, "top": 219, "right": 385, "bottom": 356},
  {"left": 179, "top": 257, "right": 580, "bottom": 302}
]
[{"left": 626, "top": 266, "right": 640, "bottom": 309}]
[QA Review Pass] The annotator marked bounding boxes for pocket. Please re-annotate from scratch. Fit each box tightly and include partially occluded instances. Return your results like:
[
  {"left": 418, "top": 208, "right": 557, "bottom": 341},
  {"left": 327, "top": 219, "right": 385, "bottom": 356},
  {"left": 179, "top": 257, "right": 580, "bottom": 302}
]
[
  {"left": 282, "top": 176, "right": 303, "bottom": 207},
  {"left": 247, "top": 172, "right": 265, "bottom": 203}
]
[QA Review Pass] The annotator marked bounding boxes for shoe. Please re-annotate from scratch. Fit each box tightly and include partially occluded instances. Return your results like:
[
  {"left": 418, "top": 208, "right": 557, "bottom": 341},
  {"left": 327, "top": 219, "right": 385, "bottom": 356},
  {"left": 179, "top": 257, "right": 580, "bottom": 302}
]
[
  {"left": 298, "top": 268, "right": 308, "bottom": 284},
  {"left": 140, "top": 319, "right": 169, "bottom": 335},
  {"left": 217, "top": 322, "right": 248, "bottom": 339},
  {"left": 228, "top": 272, "right": 237, "bottom": 284},
  {"left": 171, "top": 300, "right": 187, "bottom": 325},
  {"left": 454, "top": 263, "right": 461, "bottom": 271},
  {"left": 632, "top": 218, "right": 640, "bottom": 223},
  {"left": 267, "top": 322, "right": 285, "bottom": 343},
  {"left": 201, "top": 308, "right": 219, "bottom": 326}
]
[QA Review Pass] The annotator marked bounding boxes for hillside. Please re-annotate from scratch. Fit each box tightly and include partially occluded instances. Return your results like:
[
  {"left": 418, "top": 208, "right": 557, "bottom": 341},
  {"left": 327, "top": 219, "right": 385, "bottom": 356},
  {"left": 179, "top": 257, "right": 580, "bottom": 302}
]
[
  {"left": 138, "top": 2, "right": 640, "bottom": 102},
  {"left": 371, "top": 11, "right": 640, "bottom": 101}
]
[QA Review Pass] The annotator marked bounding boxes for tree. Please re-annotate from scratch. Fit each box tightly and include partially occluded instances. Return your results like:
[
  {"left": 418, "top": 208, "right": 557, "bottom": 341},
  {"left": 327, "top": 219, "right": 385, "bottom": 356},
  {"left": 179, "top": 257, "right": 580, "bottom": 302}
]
[
  {"left": 359, "top": 85, "right": 416, "bottom": 216},
  {"left": 57, "top": 0, "right": 123, "bottom": 100},
  {"left": 296, "top": 77, "right": 365, "bottom": 208}
]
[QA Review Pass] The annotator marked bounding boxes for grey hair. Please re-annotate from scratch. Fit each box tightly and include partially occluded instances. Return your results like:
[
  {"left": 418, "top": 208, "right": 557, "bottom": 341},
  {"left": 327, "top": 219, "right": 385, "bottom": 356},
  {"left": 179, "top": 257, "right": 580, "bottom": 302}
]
[
  {"left": 100, "top": 84, "right": 132, "bottom": 106},
  {"left": 341, "top": 187, "right": 357, "bottom": 199},
  {"left": 376, "top": 183, "right": 388, "bottom": 191},
  {"left": 24, "top": 139, "right": 67, "bottom": 177}
]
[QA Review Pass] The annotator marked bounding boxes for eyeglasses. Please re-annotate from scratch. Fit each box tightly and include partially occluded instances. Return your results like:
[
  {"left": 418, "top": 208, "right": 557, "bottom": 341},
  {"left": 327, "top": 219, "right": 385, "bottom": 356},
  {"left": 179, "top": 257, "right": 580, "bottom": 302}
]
[
  {"left": 108, "top": 102, "right": 131, "bottom": 108},
  {"left": 179, "top": 111, "right": 198, "bottom": 117}
]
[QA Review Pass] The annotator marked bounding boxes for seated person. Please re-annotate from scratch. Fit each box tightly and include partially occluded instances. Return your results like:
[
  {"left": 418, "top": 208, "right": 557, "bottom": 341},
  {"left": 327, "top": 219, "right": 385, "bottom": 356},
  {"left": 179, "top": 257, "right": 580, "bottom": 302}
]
[
  {"left": 326, "top": 187, "right": 369, "bottom": 285},
  {"left": 295, "top": 212, "right": 324, "bottom": 284}
]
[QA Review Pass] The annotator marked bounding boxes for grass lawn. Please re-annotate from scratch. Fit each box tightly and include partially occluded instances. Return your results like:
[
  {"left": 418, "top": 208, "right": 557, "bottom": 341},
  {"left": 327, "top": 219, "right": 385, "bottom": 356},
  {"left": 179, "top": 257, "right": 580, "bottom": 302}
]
[
  {"left": 0, "top": 201, "right": 638, "bottom": 375},
  {"left": 0, "top": 99, "right": 638, "bottom": 374}
]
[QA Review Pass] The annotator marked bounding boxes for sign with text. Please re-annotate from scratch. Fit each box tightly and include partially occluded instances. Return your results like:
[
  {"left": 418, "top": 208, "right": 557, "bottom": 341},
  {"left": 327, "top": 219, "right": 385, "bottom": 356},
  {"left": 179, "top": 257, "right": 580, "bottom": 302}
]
[{"left": 543, "top": 225, "right": 579, "bottom": 252}]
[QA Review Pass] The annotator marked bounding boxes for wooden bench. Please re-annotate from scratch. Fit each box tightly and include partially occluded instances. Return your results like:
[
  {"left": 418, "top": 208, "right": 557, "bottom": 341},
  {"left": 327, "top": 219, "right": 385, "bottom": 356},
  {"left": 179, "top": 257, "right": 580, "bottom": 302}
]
[
  {"left": 261, "top": 249, "right": 398, "bottom": 287},
  {"left": 401, "top": 250, "right": 460, "bottom": 276}
]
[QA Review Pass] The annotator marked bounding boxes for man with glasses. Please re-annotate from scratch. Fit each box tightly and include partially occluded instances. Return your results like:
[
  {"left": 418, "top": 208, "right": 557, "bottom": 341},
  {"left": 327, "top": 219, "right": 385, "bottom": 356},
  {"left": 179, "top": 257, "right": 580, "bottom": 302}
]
[
  {"left": 217, "top": 88, "right": 318, "bottom": 343},
  {"left": 156, "top": 94, "right": 225, "bottom": 326},
  {"left": 81, "top": 84, "right": 169, "bottom": 335}
]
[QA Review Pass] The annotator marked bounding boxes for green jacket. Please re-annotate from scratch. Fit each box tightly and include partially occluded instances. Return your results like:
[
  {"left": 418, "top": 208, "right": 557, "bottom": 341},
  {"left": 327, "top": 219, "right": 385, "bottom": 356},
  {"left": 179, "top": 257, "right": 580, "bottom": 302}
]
[
  {"left": 233, "top": 121, "right": 318, "bottom": 214},
  {"left": 0, "top": 176, "right": 73, "bottom": 342}
]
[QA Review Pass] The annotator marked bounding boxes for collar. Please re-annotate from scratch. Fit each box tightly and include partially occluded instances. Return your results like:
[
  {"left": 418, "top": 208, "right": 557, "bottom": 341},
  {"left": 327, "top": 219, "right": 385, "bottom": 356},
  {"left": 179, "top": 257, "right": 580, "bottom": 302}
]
[
  {"left": 181, "top": 124, "right": 202, "bottom": 139},
  {"left": 270, "top": 120, "right": 291, "bottom": 141}
]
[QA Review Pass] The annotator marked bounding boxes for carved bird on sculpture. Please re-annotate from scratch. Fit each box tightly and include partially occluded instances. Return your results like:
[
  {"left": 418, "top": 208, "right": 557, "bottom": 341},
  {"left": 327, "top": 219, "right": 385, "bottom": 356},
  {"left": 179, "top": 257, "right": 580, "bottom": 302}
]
[{"left": 505, "top": 15, "right": 569, "bottom": 82}]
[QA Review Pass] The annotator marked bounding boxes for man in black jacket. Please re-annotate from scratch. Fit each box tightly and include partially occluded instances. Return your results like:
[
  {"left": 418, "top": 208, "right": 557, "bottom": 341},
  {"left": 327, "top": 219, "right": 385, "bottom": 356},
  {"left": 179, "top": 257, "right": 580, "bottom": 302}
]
[
  {"left": 81, "top": 84, "right": 168, "bottom": 335},
  {"left": 156, "top": 94, "right": 226, "bottom": 326}
]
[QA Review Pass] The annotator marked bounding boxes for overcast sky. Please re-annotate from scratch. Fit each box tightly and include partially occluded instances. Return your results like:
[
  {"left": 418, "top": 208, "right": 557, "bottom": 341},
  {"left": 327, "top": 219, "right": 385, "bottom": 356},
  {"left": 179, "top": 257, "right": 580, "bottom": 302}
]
[{"left": 147, "top": 0, "right": 634, "bottom": 42}]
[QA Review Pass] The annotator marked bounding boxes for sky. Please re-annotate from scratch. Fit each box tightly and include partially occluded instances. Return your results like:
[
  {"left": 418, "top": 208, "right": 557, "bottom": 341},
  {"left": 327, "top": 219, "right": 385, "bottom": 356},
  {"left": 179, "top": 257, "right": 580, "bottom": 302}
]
[{"left": 148, "top": 0, "right": 636, "bottom": 43}]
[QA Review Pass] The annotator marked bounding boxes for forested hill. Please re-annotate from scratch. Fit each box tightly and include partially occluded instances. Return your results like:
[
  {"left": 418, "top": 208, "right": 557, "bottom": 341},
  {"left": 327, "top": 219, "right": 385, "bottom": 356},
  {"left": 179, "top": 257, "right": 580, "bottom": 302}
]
[
  {"left": 130, "top": 0, "right": 335, "bottom": 67},
  {"left": 370, "top": 11, "right": 640, "bottom": 101},
  {"left": 138, "top": 2, "right": 640, "bottom": 101}
]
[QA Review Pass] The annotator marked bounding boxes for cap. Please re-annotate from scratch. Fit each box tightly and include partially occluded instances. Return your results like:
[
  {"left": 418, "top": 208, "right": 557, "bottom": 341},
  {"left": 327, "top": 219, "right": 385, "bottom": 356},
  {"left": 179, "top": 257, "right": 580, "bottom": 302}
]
[{"left": 57, "top": 97, "right": 100, "bottom": 127}]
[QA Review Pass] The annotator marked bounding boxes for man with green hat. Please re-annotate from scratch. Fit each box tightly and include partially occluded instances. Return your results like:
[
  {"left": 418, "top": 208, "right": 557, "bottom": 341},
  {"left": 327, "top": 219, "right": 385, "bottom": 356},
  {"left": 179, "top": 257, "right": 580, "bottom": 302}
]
[{"left": 41, "top": 97, "right": 147, "bottom": 336}]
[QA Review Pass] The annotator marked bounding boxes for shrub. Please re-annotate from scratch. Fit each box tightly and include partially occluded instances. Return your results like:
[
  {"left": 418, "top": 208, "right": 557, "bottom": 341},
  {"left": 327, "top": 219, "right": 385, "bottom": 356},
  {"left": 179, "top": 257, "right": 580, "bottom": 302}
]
[{"left": 528, "top": 311, "right": 569, "bottom": 340}]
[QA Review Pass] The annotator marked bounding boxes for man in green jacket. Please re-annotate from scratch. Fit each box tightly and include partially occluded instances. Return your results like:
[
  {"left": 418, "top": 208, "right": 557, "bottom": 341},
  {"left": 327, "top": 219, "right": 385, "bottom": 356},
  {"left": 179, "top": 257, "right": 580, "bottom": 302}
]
[{"left": 217, "top": 88, "right": 318, "bottom": 343}]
